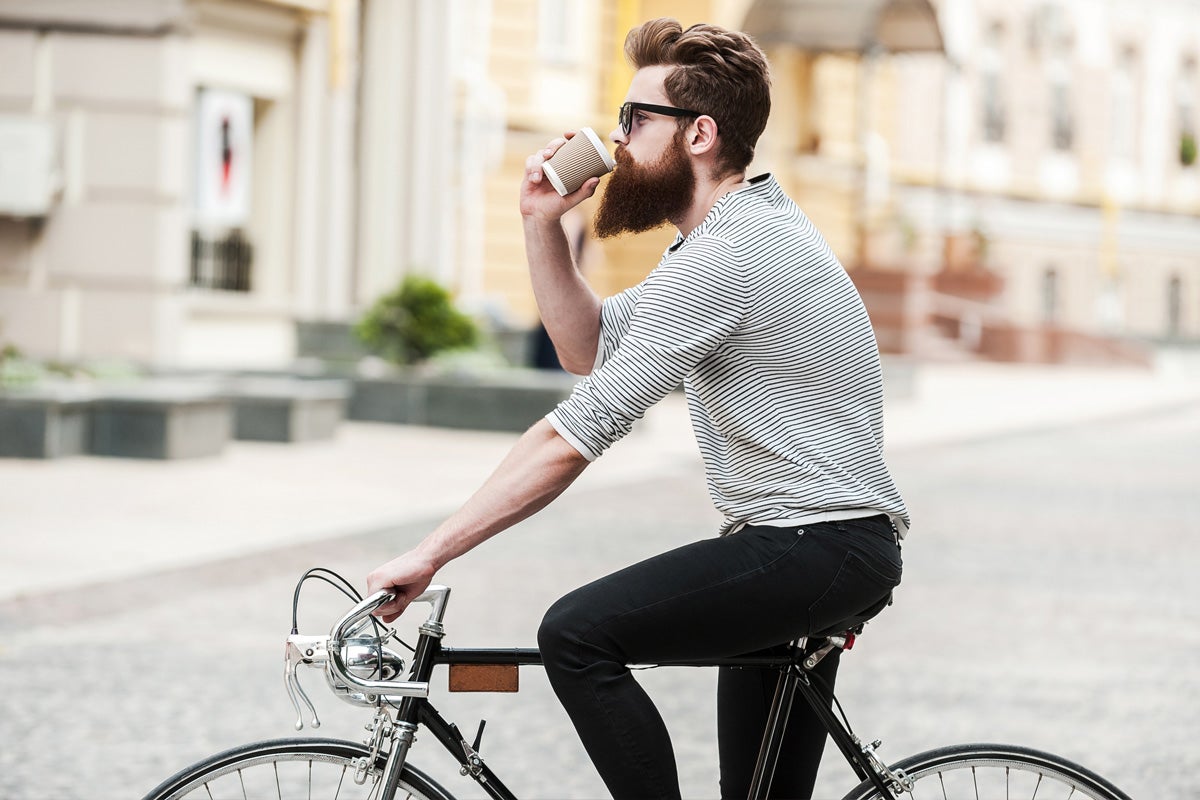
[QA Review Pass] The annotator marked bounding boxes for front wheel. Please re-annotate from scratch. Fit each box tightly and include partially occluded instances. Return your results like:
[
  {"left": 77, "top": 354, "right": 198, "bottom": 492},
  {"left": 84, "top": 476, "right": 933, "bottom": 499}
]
[
  {"left": 840, "top": 742, "right": 1133, "bottom": 800},
  {"left": 141, "top": 737, "right": 456, "bottom": 800}
]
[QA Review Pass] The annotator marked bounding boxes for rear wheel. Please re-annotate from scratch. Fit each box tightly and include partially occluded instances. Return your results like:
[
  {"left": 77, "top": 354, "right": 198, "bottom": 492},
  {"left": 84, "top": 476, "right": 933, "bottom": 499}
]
[
  {"left": 141, "top": 737, "right": 456, "bottom": 800},
  {"left": 840, "top": 742, "right": 1132, "bottom": 800}
]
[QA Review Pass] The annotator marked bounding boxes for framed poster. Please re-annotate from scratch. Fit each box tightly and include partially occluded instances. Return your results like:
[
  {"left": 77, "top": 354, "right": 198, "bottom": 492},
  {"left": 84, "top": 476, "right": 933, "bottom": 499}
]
[{"left": 193, "top": 88, "right": 253, "bottom": 229}]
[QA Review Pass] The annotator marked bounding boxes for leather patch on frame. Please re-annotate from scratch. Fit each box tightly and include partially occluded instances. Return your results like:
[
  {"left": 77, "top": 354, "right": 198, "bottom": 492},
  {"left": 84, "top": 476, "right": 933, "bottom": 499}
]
[{"left": 448, "top": 664, "right": 519, "bottom": 692}]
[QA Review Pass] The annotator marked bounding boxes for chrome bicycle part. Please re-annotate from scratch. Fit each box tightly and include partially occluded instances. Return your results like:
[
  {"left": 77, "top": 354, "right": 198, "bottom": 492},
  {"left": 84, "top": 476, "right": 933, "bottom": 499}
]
[
  {"left": 854, "top": 737, "right": 913, "bottom": 797},
  {"left": 358, "top": 708, "right": 394, "bottom": 785},
  {"left": 802, "top": 633, "right": 847, "bottom": 670},
  {"left": 326, "top": 587, "right": 451, "bottom": 702},
  {"left": 284, "top": 634, "right": 328, "bottom": 729}
]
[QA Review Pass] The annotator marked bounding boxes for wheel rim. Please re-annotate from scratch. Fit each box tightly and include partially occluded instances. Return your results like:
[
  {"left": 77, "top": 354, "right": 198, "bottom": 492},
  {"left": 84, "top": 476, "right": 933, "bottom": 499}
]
[
  {"left": 164, "top": 749, "right": 422, "bottom": 800},
  {"left": 895, "top": 754, "right": 1117, "bottom": 799}
]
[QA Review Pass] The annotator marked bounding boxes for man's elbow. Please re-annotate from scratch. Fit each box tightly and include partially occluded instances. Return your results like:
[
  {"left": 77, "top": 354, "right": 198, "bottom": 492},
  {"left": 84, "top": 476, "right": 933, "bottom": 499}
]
[{"left": 559, "top": 359, "right": 593, "bottom": 377}]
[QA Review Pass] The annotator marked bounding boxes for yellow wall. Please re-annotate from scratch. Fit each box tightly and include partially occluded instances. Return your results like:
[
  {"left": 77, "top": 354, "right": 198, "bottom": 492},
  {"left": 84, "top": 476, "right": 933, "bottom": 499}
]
[{"left": 480, "top": 0, "right": 869, "bottom": 326}]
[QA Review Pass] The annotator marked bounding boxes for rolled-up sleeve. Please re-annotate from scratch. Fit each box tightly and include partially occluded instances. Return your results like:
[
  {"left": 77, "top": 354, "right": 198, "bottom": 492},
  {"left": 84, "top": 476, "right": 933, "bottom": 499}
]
[
  {"left": 547, "top": 237, "right": 746, "bottom": 460},
  {"left": 591, "top": 283, "right": 640, "bottom": 372}
]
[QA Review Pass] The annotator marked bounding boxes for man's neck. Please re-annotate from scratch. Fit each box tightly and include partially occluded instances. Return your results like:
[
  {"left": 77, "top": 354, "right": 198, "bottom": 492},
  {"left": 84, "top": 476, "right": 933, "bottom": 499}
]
[{"left": 673, "top": 171, "right": 750, "bottom": 238}]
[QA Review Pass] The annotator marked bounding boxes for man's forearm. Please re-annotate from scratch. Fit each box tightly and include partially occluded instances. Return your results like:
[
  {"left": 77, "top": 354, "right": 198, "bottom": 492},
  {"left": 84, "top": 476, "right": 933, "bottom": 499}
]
[
  {"left": 367, "top": 420, "right": 589, "bottom": 622},
  {"left": 413, "top": 419, "right": 589, "bottom": 570},
  {"left": 523, "top": 216, "right": 602, "bottom": 374}
]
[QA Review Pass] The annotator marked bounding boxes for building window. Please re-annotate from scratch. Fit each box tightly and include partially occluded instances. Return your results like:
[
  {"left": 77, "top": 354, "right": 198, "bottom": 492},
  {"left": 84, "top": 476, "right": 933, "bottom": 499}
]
[
  {"left": 1049, "top": 61, "right": 1074, "bottom": 151},
  {"left": 981, "top": 23, "right": 1007, "bottom": 143},
  {"left": 191, "top": 229, "right": 253, "bottom": 292},
  {"left": 1111, "top": 47, "right": 1138, "bottom": 161},
  {"left": 1167, "top": 275, "right": 1183, "bottom": 337},
  {"left": 1041, "top": 267, "right": 1060, "bottom": 324},
  {"left": 191, "top": 88, "right": 256, "bottom": 292},
  {"left": 538, "top": 0, "right": 582, "bottom": 65},
  {"left": 1030, "top": 4, "right": 1075, "bottom": 152}
]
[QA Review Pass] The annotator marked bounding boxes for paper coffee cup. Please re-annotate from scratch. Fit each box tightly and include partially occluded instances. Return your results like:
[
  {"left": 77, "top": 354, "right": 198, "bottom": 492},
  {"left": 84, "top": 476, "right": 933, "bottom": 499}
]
[{"left": 542, "top": 127, "right": 615, "bottom": 196}]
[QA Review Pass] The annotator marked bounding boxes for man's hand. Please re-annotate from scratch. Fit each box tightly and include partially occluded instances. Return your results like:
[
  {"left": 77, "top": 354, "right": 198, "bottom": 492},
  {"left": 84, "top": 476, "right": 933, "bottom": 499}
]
[
  {"left": 367, "top": 550, "right": 438, "bottom": 624},
  {"left": 520, "top": 132, "right": 602, "bottom": 221}
]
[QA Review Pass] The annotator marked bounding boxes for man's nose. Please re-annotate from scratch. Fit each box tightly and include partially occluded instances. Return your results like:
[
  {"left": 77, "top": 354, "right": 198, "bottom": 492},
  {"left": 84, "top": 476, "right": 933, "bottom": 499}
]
[{"left": 609, "top": 126, "right": 627, "bottom": 146}]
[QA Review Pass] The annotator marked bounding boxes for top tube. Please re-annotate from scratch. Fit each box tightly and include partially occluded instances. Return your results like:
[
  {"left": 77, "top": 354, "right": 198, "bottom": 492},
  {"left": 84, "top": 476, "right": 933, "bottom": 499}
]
[{"left": 436, "top": 647, "right": 804, "bottom": 670}]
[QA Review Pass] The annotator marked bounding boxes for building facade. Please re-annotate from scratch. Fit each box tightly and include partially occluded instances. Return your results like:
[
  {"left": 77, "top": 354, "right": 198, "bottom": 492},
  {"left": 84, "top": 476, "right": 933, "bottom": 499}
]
[
  {"left": 0, "top": 0, "right": 1196, "bottom": 372},
  {"left": 872, "top": 0, "right": 1200, "bottom": 359},
  {"left": 0, "top": 0, "right": 471, "bottom": 368}
]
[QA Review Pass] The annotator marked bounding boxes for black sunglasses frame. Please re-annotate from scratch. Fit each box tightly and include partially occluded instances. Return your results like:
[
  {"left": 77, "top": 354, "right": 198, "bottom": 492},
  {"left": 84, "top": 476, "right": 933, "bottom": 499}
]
[{"left": 619, "top": 101, "right": 703, "bottom": 136}]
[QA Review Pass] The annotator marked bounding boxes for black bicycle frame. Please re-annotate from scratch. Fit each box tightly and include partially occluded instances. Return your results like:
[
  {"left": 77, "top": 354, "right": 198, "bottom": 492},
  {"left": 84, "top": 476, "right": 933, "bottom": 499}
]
[{"left": 390, "top": 642, "right": 896, "bottom": 800}]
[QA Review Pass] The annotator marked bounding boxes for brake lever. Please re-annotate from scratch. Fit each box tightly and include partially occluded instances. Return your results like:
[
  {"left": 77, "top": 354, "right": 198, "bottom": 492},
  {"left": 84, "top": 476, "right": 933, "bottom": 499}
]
[{"left": 285, "top": 635, "right": 327, "bottom": 730}]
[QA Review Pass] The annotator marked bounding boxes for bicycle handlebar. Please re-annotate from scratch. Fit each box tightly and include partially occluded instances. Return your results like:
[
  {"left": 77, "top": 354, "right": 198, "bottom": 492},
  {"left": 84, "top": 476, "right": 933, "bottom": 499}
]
[
  {"left": 286, "top": 585, "right": 454, "bottom": 729},
  {"left": 327, "top": 588, "right": 449, "bottom": 700}
]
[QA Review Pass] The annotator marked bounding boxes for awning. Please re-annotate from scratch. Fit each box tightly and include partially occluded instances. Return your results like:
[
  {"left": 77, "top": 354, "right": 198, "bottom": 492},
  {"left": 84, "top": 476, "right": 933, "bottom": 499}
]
[{"left": 742, "top": 0, "right": 944, "bottom": 54}]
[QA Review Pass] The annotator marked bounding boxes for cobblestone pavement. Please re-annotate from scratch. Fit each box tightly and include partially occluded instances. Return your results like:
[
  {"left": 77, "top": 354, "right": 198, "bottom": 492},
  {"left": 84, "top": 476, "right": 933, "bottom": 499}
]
[{"left": 1, "top": 405, "right": 1197, "bottom": 799}]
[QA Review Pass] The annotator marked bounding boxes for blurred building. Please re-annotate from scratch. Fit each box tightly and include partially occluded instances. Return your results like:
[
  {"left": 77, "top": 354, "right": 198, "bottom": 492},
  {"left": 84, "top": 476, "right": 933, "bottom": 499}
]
[
  {"left": 480, "top": 0, "right": 1200, "bottom": 364},
  {"left": 0, "top": 0, "right": 1196, "bottom": 370},
  {"left": 0, "top": 0, "right": 472, "bottom": 367},
  {"left": 853, "top": 0, "right": 1200, "bottom": 362}
]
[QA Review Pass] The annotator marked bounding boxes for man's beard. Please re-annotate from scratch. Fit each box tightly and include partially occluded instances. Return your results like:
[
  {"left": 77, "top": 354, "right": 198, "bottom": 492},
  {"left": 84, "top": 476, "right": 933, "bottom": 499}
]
[{"left": 593, "top": 131, "right": 696, "bottom": 240}]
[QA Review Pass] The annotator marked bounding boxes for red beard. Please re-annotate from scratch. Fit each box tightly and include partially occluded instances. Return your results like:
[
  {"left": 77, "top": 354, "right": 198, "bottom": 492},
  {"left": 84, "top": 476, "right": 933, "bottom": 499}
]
[{"left": 594, "top": 130, "right": 697, "bottom": 240}]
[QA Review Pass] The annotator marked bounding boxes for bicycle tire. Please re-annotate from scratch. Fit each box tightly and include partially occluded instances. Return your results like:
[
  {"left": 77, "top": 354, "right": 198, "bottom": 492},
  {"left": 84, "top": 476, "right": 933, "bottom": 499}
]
[
  {"left": 839, "top": 742, "right": 1133, "bottom": 800},
  {"left": 140, "top": 737, "right": 457, "bottom": 800}
]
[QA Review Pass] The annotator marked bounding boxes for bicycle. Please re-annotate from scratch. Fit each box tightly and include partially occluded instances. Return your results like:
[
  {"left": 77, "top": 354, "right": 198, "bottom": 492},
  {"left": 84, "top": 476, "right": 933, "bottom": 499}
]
[{"left": 142, "top": 569, "right": 1134, "bottom": 800}]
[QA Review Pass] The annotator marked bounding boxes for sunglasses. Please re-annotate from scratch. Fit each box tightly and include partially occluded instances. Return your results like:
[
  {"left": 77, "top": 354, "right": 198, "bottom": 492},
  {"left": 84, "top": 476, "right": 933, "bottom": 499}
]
[{"left": 619, "top": 101, "right": 703, "bottom": 136}]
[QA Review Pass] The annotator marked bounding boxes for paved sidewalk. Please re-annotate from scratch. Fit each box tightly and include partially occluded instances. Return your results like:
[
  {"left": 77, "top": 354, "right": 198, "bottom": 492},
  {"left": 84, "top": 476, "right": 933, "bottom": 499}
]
[{"left": 2, "top": 361, "right": 1198, "bottom": 602}]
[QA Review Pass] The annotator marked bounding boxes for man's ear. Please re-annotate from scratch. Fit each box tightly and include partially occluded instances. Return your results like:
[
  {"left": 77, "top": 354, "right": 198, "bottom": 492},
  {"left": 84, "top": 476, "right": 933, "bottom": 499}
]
[{"left": 688, "top": 115, "right": 720, "bottom": 156}]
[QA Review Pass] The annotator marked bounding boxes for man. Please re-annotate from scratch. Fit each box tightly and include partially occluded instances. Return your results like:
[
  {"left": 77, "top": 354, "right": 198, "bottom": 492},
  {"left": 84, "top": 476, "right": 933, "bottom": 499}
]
[{"left": 368, "top": 18, "right": 909, "bottom": 800}]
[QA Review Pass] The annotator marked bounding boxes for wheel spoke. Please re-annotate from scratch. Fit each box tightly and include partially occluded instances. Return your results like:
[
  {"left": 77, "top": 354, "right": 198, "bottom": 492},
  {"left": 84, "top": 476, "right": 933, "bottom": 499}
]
[
  {"left": 144, "top": 740, "right": 449, "bottom": 800},
  {"left": 335, "top": 765, "right": 346, "bottom": 800},
  {"left": 843, "top": 745, "right": 1128, "bottom": 800}
]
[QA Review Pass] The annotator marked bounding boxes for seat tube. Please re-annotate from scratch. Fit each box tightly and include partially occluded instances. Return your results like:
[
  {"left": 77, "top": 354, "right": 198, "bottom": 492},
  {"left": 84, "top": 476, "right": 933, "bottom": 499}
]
[{"left": 747, "top": 668, "right": 799, "bottom": 800}]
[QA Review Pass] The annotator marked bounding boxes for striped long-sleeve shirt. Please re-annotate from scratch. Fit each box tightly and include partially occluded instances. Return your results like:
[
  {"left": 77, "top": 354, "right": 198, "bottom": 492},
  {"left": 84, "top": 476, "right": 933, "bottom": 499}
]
[{"left": 546, "top": 174, "right": 910, "bottom": 537}]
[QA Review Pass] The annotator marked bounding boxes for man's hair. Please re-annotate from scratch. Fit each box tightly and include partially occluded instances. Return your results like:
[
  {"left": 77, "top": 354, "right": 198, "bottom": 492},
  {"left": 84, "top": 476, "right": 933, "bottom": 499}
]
[{"left": 624, "top": 18, "right": 771, "bottom": 177}]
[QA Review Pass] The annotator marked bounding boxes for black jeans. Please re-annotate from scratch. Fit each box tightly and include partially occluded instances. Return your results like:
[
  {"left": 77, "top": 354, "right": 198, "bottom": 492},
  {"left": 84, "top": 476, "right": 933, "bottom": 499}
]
[{"left": 537, "top": 515, "right": 903, "bottom": 800}]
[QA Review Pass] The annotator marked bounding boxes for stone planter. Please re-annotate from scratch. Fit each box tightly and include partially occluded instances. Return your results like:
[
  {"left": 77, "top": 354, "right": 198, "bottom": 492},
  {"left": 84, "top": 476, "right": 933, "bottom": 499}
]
[
  {"left": 0, "top": 384, "right": 95, "bottom": 458},
  {"left": 227, "top": 376, "right": 350, "bottom": 442},
  {"left": 89, "top": 381, "right": 232, "bottom": 459},
  {"left": 349, "top": 368, "right": 579, "bottom": 433}
]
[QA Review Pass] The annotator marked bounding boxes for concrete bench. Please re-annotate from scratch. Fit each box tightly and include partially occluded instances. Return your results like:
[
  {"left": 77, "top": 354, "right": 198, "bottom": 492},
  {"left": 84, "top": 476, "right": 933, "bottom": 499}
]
[
  {"left": 0, "top": 383, "right": 95, "bottom": 458},
  {"left": 349, "top": 369, "right": 578, "bottom": 433},
  {"left": 89, "top": 381, "right": 232, "bottom": 459},
  {"left": 226, "top": 377, "right": 350, "bottom": 442}
]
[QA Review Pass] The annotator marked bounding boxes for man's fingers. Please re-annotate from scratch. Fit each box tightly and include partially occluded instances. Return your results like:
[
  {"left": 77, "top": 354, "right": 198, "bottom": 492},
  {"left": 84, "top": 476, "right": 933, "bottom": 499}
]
[{"left": 374, "top": 598, "right": 405, "bottom": 621}]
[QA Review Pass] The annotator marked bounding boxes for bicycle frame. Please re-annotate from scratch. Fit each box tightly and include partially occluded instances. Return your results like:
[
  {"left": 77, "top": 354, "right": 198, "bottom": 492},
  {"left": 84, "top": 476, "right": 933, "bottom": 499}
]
[{"left": 315, "top": 587, "right": 901, "bottom": 800}]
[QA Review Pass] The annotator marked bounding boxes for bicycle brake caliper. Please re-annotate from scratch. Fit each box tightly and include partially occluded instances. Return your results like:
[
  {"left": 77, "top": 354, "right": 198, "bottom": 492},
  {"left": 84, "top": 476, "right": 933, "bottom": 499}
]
[
  {"left": 356, "top": 708, "right": 393, "bottom": 785},
  {"left": 855, "top": 737, "right": 915, "bottom": 797}
]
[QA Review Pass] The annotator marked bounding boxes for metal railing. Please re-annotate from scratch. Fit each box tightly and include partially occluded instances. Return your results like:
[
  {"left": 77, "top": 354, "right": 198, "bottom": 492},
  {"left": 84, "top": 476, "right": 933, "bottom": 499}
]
[{"left": 190, "top": 229, "right": 253, "bottom": 292}]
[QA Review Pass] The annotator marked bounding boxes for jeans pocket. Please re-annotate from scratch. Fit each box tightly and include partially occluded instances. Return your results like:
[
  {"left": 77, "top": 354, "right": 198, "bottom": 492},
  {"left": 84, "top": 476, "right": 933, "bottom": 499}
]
[{"left": 807, "top": 551, "right": 901, "bottom": 636}]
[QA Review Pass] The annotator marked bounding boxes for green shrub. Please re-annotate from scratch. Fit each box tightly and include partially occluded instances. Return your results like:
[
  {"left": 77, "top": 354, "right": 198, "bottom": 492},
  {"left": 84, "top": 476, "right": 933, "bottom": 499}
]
[
  {"left": 355, "top": 275, "right": 480, "bottom": 365},
  {"left": 1182, "top": 131, "right": 1197, "bottom": 167}
]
